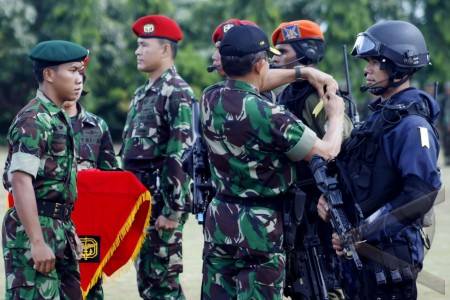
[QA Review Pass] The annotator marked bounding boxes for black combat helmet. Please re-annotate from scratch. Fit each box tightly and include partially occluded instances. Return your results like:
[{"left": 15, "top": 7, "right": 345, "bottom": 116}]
[
  {"left": 352, "top": 20, "right": 430, "bottom": 73},
  {"left": 352, "top": 20, "right": 430, "bottom": 95}
]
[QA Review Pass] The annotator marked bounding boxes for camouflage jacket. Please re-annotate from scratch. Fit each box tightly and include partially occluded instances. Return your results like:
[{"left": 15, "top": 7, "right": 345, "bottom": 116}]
[
  {"left": 3, "top": 89, "right": 77, "bottom": 204},
  {"left": 121, "top": 66, "right": 195, "bottom": 221},
  {"left": 70, "top": 103, "right": 118, "bottom": 170},
  {"left": 200, "top": 79, "right": 317, "bottom": 198}
]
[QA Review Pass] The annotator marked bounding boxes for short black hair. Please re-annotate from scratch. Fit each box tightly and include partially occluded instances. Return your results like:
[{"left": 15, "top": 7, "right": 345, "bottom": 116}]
[
  {"left": 158, "top": 39, "right": 178, "bottom": 59},
  {"left": 32, "top": 61, "right": 58, "bottom": 83},
  {"left": 221, "top": 51, "right": 267, "bottom": 77}
]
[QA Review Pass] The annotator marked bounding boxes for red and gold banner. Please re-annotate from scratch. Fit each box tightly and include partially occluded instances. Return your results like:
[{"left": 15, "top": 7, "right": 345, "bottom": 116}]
[{"left": 8, "top": 169, "right": 151, "bottom": 298}]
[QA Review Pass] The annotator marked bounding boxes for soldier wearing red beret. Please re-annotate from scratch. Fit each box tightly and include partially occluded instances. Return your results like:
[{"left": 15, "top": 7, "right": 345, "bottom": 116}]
[
  {"left": 208, "top": 19, "right": 338, "bottom": 101},
  {"left": 121, "top": 15, "right": 195, "bottom": 300}
]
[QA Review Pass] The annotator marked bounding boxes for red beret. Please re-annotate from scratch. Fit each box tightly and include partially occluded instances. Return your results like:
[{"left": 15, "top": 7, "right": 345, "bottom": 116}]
[
  {"left": 211, "top": 18, "right": 257, "bottom": 44},
  {"left": 132, "top": 15, "right": 183, "bottom": 42},
  {"left": 272, "top": 20, "right": 324, "bottom": 45}
]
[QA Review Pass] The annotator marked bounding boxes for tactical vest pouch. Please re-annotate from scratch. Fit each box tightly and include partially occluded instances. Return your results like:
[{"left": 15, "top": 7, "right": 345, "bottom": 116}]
[{"left": 375, "top": 238, "right": 417, "bottom": 287}]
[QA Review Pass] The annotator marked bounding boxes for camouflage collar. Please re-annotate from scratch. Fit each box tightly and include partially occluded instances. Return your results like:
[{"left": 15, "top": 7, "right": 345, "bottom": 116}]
[
  {"left": 224, "top": 79, "right": 259, "bottom": 95},
  {"left": 144, "top": 65, "right": 177, "bottom": 92},
  {"left": 76, "top": 103, "right": 97, "bottom": 127},
  {"left": 36, "top": 89, "right": 64, "bottom": 116}
]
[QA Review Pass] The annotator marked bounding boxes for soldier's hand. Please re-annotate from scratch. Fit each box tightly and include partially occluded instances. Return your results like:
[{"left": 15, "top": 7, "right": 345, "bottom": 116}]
[
  {"left": 31, "top": 240, "right": 55, "bottom": 274},
  {"left": 332, "top": 232, "right": 345, "bottom": 256},
  {"left": 323, "top": 93, "right": 345, "bottom": 120},
  {"left": 317, "top": 195, "right": 330, "bottom": 222},
  {"left": 155, "top": 215, "right": 179, "bottom": 231},
  {"left": 301, "top": 67, "right": 339, "bottom": 98}
]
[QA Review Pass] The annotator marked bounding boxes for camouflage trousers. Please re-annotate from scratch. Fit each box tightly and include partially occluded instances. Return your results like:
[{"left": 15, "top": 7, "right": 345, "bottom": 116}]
[
  {"left": 85, "top": 276, "right": 103, "bottom": 300},
  {"left": 2, "top": 210, "right": 82, "bottom": 299},
  {"left": 134, "top": 214, "right": 188, "bottom": 300},
  {"left": 202, "top": 242, "right": 286, "bottom": 300}
]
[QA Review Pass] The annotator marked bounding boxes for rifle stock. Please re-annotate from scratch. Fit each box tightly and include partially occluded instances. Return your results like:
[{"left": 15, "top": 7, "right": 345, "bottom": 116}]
[{"left": 190, "top": 102, "right": 214, "bottom": 223}]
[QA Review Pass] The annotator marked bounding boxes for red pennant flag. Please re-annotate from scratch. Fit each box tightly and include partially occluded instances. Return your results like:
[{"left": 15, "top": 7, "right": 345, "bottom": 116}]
[{"left": 8, "top": 169, "right": 151, "bottom": 298}]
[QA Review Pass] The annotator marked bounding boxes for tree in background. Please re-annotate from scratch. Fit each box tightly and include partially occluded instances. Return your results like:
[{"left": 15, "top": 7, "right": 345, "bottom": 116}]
[{"left": 1, "top": 0, "right": 448, "bottom": 142}]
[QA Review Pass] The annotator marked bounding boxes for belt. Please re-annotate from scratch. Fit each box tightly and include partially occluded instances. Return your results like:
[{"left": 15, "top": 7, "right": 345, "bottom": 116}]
[
  {"left": 215, "top": 193, "right": 286, "bottom": 211},
  {"left": 37, "top": 200, "right": 73, "bottom": 220},
  {"left": 132, "top": 169, "right": 159, "bottom": 188},
  {"left": 123, "top": 158, "right": 164, "bottom": 171}
]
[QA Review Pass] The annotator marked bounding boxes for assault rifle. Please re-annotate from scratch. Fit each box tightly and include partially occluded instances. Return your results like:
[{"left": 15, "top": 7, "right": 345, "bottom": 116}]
[
  {"left": 309, "top": 155, "right": 363, "bottom": 270},
  {"left": 182, "top": 102, "right": 214, "bottom": 224},
  {"left": 284, "top": 189, "right": 332, "bottom": 300}
]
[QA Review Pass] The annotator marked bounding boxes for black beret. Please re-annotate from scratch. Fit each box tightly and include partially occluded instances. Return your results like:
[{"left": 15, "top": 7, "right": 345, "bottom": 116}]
[{"left": 220, "top": 25, "right": 279, "bottom": 57}]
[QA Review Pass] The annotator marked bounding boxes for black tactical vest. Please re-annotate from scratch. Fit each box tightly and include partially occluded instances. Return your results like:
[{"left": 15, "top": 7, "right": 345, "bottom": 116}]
[{"left": 337, "top": 91, "right": 435, "bottom": 217}]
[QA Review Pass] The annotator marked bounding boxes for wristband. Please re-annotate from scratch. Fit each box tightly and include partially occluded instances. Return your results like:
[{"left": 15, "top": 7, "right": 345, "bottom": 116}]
[{"left": 294, "top": 65, "right": 302, "bottom": 81}]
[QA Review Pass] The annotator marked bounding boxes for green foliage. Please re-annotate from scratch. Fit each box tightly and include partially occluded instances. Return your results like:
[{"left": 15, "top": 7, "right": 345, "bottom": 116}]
[{"left": 1, "top": 0, "right": 449, "bottom": 143}]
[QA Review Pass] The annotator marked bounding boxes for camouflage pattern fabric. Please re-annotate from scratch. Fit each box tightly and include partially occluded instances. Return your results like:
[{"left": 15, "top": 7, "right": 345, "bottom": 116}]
[
  {"left": 85, "top": 278, "right": 103, "bottom": 300},
  {"left": 200, "top": 79, "right": 317, "bottom": 299},
  {"left": 70, "top": 103, "right": 118, "bottom": 171},
  {"left": 70, "top": 103, "right": 117, "bottom": 299},
  {"left": 2, "top": 90, "right": 80, "bottom": 299},
  {"left": 3, "top": 209, "right": 81, "bottom": 300},
  {"left": 3, "top": 90, "right": 77, "bottom": 204},
  {"left": 134, "top": 201, "right": 188, "bottom": 300},
  {"left": 200, "top": 79, "right": 316, "bottom": 198},
  {"left": 202, "top": 243, "right": 285, "bottom": 300},
  {"left": 121, "top": 66, "right": 194, "bottom": 299}
]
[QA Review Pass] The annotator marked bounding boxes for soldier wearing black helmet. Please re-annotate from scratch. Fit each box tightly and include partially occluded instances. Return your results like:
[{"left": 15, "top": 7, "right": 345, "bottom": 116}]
[{"left": 317, "top": 20, "right": 441, "bottom": 299}]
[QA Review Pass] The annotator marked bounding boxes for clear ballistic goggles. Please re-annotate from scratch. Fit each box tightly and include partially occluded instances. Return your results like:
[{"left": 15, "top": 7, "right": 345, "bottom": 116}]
[
  {"left": 351, "top": 32, "right": 430, "bottom": 67},
  {"left": 351, "top": 32, "right": 381, "bottom": 57}
]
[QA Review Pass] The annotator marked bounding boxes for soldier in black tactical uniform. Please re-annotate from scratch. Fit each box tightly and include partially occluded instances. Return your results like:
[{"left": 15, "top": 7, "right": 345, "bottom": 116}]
[
  {"left": 318, "top": 20, "right": 441, "bottom": 300},
  {"left": 271, "top": 19, "right": 353, "bottom": 300}
]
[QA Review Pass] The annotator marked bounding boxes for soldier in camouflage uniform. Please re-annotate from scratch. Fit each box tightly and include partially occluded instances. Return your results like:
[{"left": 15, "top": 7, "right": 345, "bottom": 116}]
[
  {"left": 62, "top": 75, "right": 118, "bottom": 299},
  {"left": 210, "top": 18, "right": 330, "bottom": 102},
  {"left": 120, "top": 15, "right": 194, "bottom": 299},
  {"left": 200, "top": 25, "right": 345, "bottom": 300},
  {"left": 2, "top": 40, "right": 88, "bottom": 300},
  {"left": 63, "top": 89, "right": 118, "bottom": 171}
]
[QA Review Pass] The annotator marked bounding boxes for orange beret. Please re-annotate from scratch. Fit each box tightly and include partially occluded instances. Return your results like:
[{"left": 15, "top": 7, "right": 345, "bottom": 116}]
[
  {"left": 272, "top": 20, "right": 324, "bottom": 45},
  {"left": 211, "top": 18, "right": 257, "bottom": 44},
  {"left": 132, "top": 15, "right": 183, "bottom": 42}
]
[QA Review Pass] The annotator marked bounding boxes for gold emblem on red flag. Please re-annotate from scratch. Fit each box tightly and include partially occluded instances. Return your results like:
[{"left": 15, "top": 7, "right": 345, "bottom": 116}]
[{"left": 81, "top": 236, "right": 100, "bottom": 261}]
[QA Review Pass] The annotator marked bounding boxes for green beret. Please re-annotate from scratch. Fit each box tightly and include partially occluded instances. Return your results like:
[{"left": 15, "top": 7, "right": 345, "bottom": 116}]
[{"left": 29, "top": 40, "right": 88, "bottom": 66}]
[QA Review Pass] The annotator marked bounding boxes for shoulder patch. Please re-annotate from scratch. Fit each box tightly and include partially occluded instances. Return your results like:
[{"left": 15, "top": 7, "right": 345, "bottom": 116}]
[{"left": 418, "top": 126, "right": 430, "bottom": 148}]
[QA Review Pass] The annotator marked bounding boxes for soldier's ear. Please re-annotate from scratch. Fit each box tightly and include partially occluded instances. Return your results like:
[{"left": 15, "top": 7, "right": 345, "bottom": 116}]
[
  {"left": 43, "top": 67, "right": 56, "bottom": 83},
  {"left": 254, "top": 58, "right": 267, "bottom": 75}
]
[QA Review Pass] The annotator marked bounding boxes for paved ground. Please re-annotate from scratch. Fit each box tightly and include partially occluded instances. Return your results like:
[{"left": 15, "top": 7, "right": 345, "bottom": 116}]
[{"left": 0, "top": 146, "right": 448, "bottom": 299}]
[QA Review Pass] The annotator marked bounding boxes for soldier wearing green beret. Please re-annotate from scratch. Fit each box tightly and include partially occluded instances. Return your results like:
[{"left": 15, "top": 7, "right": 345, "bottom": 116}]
[{"left": 2, "top": 40, "right": 87, "bottom": 299}]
